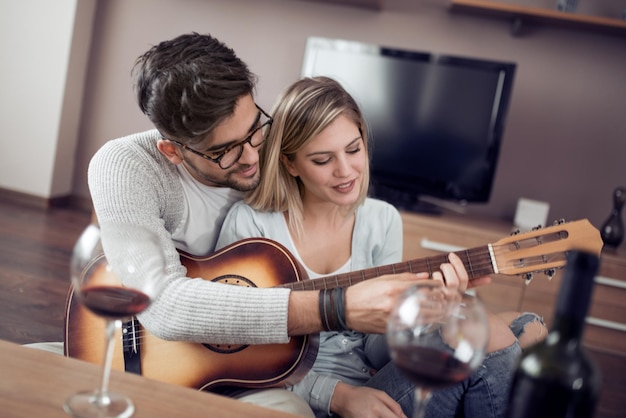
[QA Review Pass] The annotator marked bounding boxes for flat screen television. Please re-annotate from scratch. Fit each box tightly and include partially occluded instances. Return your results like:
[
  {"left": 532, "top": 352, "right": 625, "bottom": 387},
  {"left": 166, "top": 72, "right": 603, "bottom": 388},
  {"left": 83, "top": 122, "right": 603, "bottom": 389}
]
[{"left": 301, "top": 37, "right": 517, "bottom": 213}]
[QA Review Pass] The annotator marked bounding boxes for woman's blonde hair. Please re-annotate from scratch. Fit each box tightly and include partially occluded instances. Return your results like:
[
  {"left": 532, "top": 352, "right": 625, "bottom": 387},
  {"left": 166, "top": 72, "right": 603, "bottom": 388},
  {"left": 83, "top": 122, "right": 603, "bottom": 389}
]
[{"left": 246, "top": 76, "right": 370, "bottom": 237}]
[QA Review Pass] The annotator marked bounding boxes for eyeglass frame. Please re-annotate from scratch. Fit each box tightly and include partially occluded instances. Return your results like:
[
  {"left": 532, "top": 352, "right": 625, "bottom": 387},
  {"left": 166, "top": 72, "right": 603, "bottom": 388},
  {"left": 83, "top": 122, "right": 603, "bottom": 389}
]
[{"left": 162, "top": 104, "right": 273, "bottom": 170}]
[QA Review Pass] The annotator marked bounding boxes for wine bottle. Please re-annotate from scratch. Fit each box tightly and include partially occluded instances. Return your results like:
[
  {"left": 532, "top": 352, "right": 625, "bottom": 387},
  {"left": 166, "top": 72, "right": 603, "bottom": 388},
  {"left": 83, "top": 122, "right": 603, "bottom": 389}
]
[{"left": 506, "top": 250, "right": 601, "bottom": 418}]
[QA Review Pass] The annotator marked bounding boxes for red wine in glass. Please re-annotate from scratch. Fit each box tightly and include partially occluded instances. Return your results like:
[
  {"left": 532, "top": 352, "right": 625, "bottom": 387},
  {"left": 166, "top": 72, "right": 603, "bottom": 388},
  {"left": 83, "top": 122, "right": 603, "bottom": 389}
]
[
  {"left": 392, "top": 345, "right": 472, "bottom": 390},
  {"left": 81, "top": 285, "right": 151, "bottom": 319}
]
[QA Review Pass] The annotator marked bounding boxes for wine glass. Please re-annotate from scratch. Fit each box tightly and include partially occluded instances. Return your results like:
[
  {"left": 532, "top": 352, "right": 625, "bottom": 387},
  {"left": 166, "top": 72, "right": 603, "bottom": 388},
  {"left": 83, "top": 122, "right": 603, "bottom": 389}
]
[
  {"left": 386, "top": 282, "right": 490, "bottom": 418},
  {"left": 64, "top": 223, "right": 167, "bottom": 418}
]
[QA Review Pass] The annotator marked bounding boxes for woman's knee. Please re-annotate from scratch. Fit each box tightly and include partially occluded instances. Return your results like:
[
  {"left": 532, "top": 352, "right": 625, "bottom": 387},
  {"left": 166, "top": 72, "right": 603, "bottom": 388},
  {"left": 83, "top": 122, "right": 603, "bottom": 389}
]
[
  {"left": 500, "top": 311, "right": 548, "bottom": 349},
  {"left": 486, "top": 313, "right": 517, "bottom": 353}
]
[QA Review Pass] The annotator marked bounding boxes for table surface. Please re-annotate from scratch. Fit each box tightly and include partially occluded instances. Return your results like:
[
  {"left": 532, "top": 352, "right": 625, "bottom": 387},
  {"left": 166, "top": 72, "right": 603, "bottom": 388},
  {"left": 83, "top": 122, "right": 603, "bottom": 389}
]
[{"left": 0, "top": 339, "right": 300, "bottom": 417}]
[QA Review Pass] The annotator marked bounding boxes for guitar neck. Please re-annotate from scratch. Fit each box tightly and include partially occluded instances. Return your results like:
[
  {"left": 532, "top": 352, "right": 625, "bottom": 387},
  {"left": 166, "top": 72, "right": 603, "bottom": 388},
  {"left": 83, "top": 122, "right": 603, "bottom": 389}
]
[{"left": 281, "top": 245, "right": 494, "bottom": 291}]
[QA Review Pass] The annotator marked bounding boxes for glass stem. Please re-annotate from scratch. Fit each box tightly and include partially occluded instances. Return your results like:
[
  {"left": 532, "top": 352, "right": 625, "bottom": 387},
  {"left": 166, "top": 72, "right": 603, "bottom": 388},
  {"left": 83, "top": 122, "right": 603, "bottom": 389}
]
[
  {"left": 96, "top": 319, "right": 121, "bottom": 407},
  {"left": 413, "top": 387, "right": 433, "bottom": 418}
]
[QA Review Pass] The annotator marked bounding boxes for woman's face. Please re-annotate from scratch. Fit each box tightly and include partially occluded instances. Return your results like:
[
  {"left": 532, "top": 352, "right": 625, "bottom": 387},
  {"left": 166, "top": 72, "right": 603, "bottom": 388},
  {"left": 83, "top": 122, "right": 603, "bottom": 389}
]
[{"left": 282, "top": 114, "right": 366, "bottom": 207}]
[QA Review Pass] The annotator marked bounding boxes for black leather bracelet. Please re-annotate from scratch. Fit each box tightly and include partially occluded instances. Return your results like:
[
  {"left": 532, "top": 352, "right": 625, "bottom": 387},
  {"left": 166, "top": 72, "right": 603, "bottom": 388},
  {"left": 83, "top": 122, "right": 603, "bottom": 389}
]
[
  {"left": 319, "top": 289, "right": 332, "bottom": 331},
  {"left": 320, "top": 288, "right": 349, "bottom": 332},
  {"left": 334, "top": 287, "right": 348, "bottom": 331},
  {"left": 327, "top": 288, "right": 338, "bottom": 331}
]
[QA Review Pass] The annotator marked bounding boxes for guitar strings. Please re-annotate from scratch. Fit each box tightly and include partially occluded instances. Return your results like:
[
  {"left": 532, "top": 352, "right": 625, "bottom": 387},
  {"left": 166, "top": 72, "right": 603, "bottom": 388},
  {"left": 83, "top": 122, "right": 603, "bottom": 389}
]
[
  {"left": 285, "top": 247, "right": 494, "bottom": 291},
  {"left": 277, "top": 243, "right": 563, "bottom": 292}
]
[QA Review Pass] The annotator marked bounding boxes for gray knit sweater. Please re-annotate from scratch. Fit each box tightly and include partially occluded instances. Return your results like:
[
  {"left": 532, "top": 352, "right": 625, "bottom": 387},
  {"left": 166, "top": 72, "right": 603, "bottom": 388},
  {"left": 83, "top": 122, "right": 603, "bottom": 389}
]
[{"left": 88, "top": 129, "right": 291, "bottom": 344}]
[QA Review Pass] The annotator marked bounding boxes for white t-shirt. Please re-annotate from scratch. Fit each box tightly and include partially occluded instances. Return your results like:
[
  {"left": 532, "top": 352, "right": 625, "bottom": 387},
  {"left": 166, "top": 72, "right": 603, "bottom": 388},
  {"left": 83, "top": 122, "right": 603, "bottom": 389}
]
[{"left": 170, "top": 164, "right": 245, "bottom": 255}]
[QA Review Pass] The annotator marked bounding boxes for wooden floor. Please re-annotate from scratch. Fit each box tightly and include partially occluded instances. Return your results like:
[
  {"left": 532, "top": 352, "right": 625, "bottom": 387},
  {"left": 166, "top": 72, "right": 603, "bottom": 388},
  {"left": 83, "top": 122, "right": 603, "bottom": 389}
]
[
  {"left": 0, "top": 197, "right": 623, "bottom": 417},
  {"left": 0, "top": 197, "right": 90, "bottom": 344}
]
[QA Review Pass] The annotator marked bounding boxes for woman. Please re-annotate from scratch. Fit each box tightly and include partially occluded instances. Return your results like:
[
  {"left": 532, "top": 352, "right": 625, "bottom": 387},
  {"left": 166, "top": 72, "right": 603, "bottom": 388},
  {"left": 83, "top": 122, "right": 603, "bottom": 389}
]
[{"left": 217, "top": 76, "right": 543, "bottom": 418}]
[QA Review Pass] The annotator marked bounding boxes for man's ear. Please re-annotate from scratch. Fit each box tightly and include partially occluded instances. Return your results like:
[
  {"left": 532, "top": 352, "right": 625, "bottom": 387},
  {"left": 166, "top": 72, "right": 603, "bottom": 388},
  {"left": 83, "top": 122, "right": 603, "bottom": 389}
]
[
  {"left": 280, "top": 154, "right": 299, "bottom": 177},
  {"left": 157, "top": 139, "right": 184, "bottom": 164}
]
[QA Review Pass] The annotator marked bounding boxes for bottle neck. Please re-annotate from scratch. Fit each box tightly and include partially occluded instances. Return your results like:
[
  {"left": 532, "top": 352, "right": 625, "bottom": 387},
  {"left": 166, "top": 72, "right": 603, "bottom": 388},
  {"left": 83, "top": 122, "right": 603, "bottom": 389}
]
[
  {"left": 550, "top": 315, "right": 586, "bottom": 341},
  {"left": 550, "top": 251, "right": 599, "bottom": 342}
]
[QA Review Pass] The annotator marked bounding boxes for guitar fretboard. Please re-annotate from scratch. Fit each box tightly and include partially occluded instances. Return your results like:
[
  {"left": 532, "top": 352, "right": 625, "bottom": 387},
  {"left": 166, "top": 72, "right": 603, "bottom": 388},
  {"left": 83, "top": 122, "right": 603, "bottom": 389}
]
[{"left": 280, "top": 246, "right": 495, "bottom": 291}]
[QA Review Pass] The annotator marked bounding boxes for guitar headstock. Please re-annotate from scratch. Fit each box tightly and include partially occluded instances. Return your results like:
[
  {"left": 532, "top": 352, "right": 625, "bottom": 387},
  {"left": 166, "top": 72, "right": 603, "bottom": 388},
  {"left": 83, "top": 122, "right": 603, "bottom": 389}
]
[{"left": 492, "top": 219, "right": 602, "bottom": 283}]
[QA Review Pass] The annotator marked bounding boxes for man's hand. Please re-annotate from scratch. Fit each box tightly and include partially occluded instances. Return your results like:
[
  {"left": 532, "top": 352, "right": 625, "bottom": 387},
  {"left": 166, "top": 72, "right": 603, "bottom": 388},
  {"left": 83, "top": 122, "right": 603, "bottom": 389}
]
[
  {"left": 344, "top": 253, "right": 492, "bottom": 335},
  {"left": 345, "top": 272, "right": 429, "bottom": 334},
  {"left": 331, "top": 382, "right": 407, "bottom": 418}
]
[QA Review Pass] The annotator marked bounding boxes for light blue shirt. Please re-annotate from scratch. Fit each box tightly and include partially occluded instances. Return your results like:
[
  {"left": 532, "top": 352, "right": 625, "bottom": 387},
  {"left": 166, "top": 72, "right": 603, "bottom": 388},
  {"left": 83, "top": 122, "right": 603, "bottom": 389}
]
[{"left": 216, "top": 197, "right": 403, "bottom": 416}]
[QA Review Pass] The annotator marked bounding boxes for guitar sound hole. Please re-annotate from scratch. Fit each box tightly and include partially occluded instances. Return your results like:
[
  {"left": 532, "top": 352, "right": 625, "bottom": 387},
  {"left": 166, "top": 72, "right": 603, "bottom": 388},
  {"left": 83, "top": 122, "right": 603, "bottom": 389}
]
[
  {"left": 212, "top": 274, "right": 256, "bottom": 287},
  {"left": 204, "top": 274, "right": 257, "bottom": 354}
]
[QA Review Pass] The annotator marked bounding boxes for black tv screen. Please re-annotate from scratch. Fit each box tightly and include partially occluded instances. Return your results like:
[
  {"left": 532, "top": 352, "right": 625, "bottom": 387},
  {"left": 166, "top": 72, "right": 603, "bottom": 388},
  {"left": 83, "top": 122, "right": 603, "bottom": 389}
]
[{"left": 301, "top": 37, "right": 516, "bottom": 212}]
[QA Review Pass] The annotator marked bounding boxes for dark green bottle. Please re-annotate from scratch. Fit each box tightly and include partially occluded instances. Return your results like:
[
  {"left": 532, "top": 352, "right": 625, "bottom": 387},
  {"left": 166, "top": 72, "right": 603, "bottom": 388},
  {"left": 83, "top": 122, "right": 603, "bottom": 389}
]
[{"left": 506, "top": 250, "right": 601, "bottom": 418}]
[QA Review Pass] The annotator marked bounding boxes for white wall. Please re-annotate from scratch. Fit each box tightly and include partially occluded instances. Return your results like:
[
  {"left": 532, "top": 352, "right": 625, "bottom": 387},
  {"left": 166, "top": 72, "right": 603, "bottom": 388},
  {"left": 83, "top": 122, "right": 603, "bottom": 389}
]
[{"left": 0, "top": 0, "right": 95, "bottom": 199}]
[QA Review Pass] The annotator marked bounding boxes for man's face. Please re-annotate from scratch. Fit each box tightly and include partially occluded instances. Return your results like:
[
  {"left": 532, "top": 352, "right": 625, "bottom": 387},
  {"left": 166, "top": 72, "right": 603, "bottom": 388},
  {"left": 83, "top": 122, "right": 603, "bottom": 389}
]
[{"left": 176, "top": 94, "right": 263, "bottom": 191}]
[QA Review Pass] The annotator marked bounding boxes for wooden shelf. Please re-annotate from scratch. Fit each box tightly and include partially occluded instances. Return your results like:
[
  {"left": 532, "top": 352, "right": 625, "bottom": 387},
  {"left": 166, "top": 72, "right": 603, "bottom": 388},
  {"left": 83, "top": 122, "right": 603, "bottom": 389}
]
[
  {"left": 450, "top": 0, "right": 626, "bottom": 37},
  {"left": 302, "top": 0, "right": 384, "bottom": 10}
]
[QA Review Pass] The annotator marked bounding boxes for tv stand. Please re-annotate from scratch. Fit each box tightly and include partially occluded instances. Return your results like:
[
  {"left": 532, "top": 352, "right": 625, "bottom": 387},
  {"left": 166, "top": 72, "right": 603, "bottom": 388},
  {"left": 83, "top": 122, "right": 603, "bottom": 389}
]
[
  {"left": 404, "top": 199, "right": 443, "bottom": 215},
  {"left": 370, "top": 185, "right": 466, "bottom": 215}
]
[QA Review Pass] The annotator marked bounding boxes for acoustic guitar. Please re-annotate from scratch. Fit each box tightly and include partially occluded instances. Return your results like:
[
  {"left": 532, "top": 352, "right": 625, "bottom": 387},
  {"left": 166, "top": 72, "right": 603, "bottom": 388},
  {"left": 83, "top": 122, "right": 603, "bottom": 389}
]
[{"left": 64, "top": 219, "right": 602, "bottom": 391}]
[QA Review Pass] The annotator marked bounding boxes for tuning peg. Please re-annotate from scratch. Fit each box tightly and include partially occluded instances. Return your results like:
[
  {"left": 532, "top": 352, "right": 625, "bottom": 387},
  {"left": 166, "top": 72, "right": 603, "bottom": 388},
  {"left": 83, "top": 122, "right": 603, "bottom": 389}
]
[
  {"left": 544, "top": 268, "right": 556, "bottom": 280},
  {"left": 511, "top": 229, "right": 521, "bottom": 236},
  {"left": 523, "top": 272, "right": 533, "bottom": 285},
  {"left": 532, "top": 225, "right": 543, "bottom": 231}
]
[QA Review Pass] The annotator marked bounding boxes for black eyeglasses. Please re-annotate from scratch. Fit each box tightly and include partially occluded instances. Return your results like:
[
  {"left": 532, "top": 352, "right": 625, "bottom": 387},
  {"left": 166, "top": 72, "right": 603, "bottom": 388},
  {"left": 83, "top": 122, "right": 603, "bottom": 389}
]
[{"left": 164, "top": 104, "right": 273, "bottom": 170}]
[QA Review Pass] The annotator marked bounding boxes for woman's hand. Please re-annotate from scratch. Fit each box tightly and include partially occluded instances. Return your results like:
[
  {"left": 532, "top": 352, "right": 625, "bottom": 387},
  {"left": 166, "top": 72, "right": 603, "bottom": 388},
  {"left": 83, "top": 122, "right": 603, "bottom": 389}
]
[
  {"left": 434, "top": 253, "right": 492, "bottom": 292},
  {"left": 331, "top": 382, "right": 407, "bottom": 418}
]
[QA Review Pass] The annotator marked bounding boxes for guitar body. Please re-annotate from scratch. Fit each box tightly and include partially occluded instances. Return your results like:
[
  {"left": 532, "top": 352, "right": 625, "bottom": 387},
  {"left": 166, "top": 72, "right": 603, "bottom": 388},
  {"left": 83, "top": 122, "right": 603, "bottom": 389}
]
[{"left": 64, "top": 238, "right": 319, "bottom": 391}]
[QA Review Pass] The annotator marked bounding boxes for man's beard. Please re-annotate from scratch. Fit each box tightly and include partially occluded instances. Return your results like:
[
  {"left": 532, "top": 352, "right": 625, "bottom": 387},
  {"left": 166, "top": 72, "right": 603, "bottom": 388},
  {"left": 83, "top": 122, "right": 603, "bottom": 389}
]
[
  {"left": 224, "top": 168, "right": 261, "bottom": 192},
  {"left": 184, "top": 158, "right": 260, "bottom": 191}
]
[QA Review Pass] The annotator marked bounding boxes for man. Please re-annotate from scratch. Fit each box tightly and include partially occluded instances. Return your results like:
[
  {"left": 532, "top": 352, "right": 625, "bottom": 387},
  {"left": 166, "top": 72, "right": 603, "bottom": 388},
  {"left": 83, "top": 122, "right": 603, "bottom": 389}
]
[{"left": 87, "top": 32, "right": 451, "bottom": 416}]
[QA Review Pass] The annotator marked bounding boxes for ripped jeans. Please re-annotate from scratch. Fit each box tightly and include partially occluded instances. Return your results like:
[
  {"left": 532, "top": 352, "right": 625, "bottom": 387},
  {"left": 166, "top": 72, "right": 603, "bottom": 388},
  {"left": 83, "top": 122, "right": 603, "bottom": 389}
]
[{"left": 364, "top": 312, "right": 545, "bottom": 418}]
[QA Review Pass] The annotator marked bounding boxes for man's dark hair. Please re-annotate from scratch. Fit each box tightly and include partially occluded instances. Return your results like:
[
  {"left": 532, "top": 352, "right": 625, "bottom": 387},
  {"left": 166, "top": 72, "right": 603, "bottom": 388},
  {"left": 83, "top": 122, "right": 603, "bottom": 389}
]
[{"left": 132, "top": 32, "right": 257, "bottom": 144}]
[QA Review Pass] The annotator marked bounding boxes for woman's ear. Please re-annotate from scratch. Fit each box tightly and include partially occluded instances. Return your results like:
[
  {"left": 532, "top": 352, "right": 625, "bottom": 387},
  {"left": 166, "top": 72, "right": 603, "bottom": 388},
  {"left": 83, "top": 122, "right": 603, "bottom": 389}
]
[
  {"left": 157, "top": 139, "right": 184, "bottom": 164},
  {"left": 280, "top": 154, "right": 299, "bottom": 177}
]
